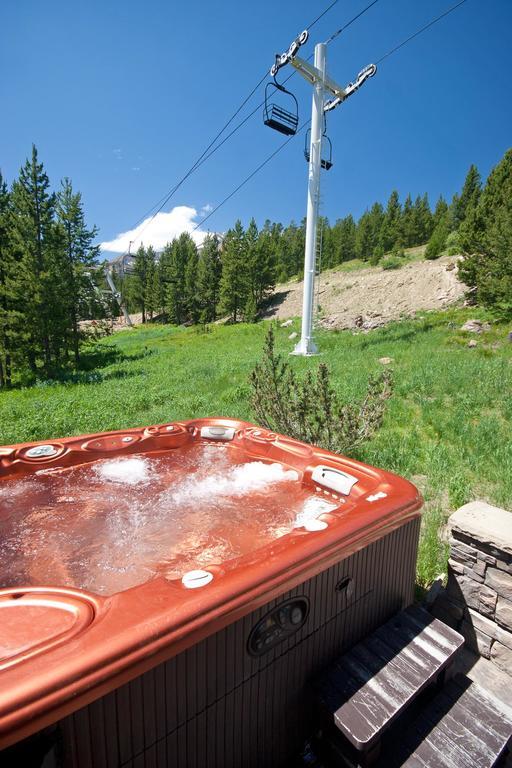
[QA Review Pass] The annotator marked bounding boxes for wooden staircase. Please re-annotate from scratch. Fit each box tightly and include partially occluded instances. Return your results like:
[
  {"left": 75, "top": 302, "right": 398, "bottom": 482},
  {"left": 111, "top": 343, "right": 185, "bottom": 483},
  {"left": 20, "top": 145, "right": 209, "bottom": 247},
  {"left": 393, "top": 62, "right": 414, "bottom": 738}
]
[{"left": 311, "top": 605, "right": 512, "bottom": 768}]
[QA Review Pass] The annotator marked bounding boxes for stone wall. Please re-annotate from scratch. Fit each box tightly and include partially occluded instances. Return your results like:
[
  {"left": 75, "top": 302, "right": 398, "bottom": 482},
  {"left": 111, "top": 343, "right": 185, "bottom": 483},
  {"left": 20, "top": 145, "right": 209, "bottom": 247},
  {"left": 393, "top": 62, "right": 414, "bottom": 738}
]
[{"left": 432, "top": 501, "right": 512, "bottom": 675}]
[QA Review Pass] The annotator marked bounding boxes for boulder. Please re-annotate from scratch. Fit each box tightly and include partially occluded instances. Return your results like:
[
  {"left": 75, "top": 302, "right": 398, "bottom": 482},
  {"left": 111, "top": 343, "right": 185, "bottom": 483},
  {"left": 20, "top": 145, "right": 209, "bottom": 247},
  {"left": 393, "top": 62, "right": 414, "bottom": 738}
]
[
  {"left": 461, "top": 319, "right": 491, "bottom": 333},
  {"left": 450, "top": 502, "right": 512, "bottom": 557}
]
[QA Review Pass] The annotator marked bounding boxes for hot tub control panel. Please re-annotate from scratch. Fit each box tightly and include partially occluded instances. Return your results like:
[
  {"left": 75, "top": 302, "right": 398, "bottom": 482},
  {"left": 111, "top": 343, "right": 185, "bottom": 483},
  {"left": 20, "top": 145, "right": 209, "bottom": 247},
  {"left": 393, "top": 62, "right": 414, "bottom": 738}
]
[{"left": 247, "top": 598, "right": 309, "bottom": 656}]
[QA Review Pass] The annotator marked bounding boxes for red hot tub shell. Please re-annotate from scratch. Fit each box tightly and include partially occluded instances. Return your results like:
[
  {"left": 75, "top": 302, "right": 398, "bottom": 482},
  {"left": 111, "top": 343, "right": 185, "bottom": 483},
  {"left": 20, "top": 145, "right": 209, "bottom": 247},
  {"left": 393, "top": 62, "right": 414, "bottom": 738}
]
[{"left": 0, "top": 418, "right": 422, "bottom": 756}]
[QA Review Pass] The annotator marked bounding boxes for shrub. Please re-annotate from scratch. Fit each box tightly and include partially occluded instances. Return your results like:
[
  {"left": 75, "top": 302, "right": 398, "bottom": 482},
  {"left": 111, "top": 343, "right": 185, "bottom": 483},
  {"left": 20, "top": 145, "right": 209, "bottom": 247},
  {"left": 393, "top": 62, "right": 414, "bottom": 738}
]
[
  {"left": 445, "top": 230, "right": 461, "bottom": 256},
  {"left": 381, "top": 256, "right": 402, "bottom": 270},
  {"left": 369, "top": 245, "right": 385, "bottom": 266},
  {"left": 249, "top": 325, "right": 392, "bottom": 455},
  {"left": 425, "top": 221, "right": 448, "bottom": 259}
]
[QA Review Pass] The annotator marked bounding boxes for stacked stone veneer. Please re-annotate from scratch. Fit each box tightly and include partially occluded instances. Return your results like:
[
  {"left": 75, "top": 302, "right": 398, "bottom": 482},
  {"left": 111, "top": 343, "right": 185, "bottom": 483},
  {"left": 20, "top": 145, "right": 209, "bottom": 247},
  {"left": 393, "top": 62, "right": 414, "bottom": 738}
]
[{"left": 433, "top": 501, "right": 512, "bottom": 675}]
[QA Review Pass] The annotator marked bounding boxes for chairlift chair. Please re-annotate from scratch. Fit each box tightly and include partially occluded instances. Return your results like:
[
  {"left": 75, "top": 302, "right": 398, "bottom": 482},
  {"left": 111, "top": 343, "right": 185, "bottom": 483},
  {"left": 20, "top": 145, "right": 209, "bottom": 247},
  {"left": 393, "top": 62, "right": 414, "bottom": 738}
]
[
  {"left": 263, "top": 80, "right": 299, "bottom": 136},
  {"left": 303, "top": 127, "right": 333, "bottom": 171}
]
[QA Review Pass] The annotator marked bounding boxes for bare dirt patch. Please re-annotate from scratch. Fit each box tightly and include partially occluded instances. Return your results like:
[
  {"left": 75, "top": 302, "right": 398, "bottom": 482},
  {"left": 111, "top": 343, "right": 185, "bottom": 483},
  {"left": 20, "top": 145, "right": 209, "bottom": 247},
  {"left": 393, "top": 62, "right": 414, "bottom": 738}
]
[{"left": 265, "top": 256, "right": 466, "bottom": 330}]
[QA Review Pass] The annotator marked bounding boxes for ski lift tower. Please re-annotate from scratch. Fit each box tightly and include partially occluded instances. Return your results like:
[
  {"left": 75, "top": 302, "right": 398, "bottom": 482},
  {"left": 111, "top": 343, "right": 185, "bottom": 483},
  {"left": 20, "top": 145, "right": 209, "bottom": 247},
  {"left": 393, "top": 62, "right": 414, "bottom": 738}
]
[{"left": 267, "top": 32, "right": 376, "bottom": 355}]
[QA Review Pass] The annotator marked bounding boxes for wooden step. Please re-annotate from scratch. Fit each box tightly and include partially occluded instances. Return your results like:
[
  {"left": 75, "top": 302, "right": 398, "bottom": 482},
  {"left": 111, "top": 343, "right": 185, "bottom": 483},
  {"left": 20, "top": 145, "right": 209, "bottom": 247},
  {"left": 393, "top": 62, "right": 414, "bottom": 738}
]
[
  {"left": 314, "top": 605, "right": 464, "bottom": 758},
  {"left": 388, "top": 673, "right": 512, "bottom": 767}
]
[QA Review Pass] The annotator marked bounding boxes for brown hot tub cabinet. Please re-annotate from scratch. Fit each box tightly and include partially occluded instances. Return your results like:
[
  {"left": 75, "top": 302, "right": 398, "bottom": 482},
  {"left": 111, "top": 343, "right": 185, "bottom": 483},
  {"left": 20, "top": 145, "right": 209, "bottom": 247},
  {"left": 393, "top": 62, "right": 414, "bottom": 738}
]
[{"left": 0, "top": 418, "right": 422, "bottom": 767}]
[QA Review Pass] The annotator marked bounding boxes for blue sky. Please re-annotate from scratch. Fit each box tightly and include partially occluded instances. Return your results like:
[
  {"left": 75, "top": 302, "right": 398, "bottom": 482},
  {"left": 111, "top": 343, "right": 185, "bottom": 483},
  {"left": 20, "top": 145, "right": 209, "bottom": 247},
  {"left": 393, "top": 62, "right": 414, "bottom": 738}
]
[{"left": 1, "top": 0, "right": 510, "bottom": 254}]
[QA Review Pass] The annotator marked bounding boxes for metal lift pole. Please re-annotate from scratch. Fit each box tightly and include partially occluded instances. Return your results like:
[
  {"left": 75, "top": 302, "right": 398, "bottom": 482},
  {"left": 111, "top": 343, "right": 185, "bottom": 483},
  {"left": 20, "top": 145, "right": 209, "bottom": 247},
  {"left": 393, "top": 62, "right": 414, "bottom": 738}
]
[
  {"left": 105, "top": 266, "right": 133, "bottom": 328},
  {"left": 268, "top": 30, "right": 376, "bottom": 355},
  {"left": 292, "top": 42, "right": 326, "bottom": 356}
]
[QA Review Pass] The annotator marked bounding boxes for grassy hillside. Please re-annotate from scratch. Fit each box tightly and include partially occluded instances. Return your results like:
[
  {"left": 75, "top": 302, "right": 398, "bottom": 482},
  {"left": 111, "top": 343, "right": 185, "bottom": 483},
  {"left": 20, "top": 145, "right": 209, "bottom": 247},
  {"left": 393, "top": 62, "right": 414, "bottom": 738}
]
[{"left": 1, "top": 307, "right": 511, "bottom": 587}]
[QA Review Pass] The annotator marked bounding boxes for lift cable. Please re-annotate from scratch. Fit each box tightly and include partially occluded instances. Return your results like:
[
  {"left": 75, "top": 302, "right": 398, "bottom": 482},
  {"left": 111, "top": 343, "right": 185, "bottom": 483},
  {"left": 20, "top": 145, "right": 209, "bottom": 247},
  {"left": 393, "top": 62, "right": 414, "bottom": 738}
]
[
  {"left": 375, "top": 0, "right": 468, "bottom": 64},
  {"left": 191, "top": 121, "right": 311, "bottom": 234},
  {"left": 189, "top": 0, "right": 470, "bottom": 236},
  {"left": 192, "top": 2, "right": 382, "bottom": 180},
  {"left": 131, "top": 71, "right": 269, "bottom": 241},
  {"left": 126, "top": 0, "right": 345, "bottom": 247},
  {"left": 307, "top": 0, "right": 341, "bottom": 31},
  {"left": 324, "top": 0, "right": 381, "bottom": 45}
]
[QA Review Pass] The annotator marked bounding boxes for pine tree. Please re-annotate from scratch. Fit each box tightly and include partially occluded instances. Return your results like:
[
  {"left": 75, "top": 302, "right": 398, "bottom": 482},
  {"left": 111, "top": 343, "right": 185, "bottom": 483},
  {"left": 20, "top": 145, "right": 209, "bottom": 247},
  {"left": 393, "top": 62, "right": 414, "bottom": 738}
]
[
  {"left": 219, "top": 220, "right": 249, "bottom": 322},
  {"left": 144, "top": 246, "right": 159, "bottom": 320},
  {"left": 356, "top": 211, "right": 373, "bottom": 260},
  {"left": 401, "top": 194, "right": 414, "bottom": 248},
  {"left": 55, "top": 178, "right": 99, "bottom": 361},
  {"left": 451, "top": 164, "right": 481, "bottom": 230},
  {"left": 163, "top": 233, "right": 196, "bottom": 324},
  {"left": 459, "top": 149, "right": 512, "bottom": 317},
  {"left": 276, "top": 221, "right": 301, "bottom": 280},
  {"left": 9, "top": 145, "right": 56, "bottom": 376},
  {"left": 197, "top": 234, "right": 222, "bottom": 323},
  {"left": 246, "top": 218, "right": 276, "bottom": 313},
  {"left": 380, "top": 190, "right": 402, "bottom": 252},
  {"left": 433, "top": 195, "right": 449, "bottom": 228},
  {"left": 331, "top": 215, "right": 356, "bottom": 264},
  {"left": 133, "top": 244, "right": 149, "bottom": 323},
  {"left": 0, "top": 172, "right": 17, "bottom": 387},
  {"left": 184, "top": 239, "right": 200, "bottom": 324},
  {"left": 368, "top": 203, "right": 385, "bottom": 254}
]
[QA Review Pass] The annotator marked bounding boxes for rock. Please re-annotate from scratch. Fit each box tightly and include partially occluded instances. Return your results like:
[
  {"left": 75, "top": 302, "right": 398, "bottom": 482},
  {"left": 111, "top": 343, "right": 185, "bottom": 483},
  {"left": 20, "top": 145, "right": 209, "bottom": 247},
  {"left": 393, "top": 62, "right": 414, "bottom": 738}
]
[
  {"left": 354, "top": 315, "right": 364, "bottom": 328},
  {"left": 378, "top": 357, "right": 393, "bottom": 365},
  {"left": 485, "top": 568, "right": 512, "bottom": 601},
  {"left": 479, "top": 585, "right": 498, "bottom": 618},
  {"left": 468, "top": 339, "right": 478, "bottom": 348},
  {"left": 491, "top": 641, "right": 512, "bottom": 674},
  {"left": 450, "top": 540, "right": 477, "bottom": 567},
  {"left": 448, "top": 558, "right": 464, "bottom": 575},
  {"left": 496, "top": 625, "right": 512, "bottom": 651},
  {"left": 472, "top": 559, "right": 487, "bottom": 577},
  {"left": 496, "top": 597, "right": 512, "bottom": 631},
  {"left": 280, "top": 320, "right": 293, "bottom": 328},
  {"left": 449, "top": 502, "right": 512, "bottom": 557},
  {"left": 446, "top": 573, "right": 480, "bottom": 609},
  {"left": 477, "top": 550, "right": 497, "bottom": 566},
  {"left": 461, "top": 319, "right": 491, "bottom": 333},
  {"left": 463, "top": 565, "right": 484, "bottom": 583},
  {"left": 288, "top": 332, "right": 298, "bottom": 340},
  {"left": 465, "top": 607, "right": 498, "bottom": 640}
]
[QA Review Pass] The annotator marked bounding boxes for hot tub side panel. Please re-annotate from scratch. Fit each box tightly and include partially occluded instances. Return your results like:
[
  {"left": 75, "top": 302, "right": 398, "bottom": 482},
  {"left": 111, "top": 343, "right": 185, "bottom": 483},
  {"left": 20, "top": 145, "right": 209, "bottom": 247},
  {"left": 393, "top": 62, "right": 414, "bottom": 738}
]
[{"left": 21, "top": 517, "right": 422, "bottom": 768}]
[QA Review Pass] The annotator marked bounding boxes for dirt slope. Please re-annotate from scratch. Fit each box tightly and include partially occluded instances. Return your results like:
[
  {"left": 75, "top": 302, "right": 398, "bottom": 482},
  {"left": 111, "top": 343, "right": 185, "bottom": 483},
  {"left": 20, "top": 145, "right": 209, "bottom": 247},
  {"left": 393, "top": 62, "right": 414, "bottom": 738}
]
[{"left": 265, "top": 256, "right": 466, "bottom": 330}]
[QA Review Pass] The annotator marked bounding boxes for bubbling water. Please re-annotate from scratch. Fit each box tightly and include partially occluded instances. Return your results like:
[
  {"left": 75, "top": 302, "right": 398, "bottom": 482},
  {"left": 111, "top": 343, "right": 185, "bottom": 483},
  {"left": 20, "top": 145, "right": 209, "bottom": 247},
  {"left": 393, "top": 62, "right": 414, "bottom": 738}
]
[
  {"left": 0, "top": 444, "right": 338, "bottom": 595},
  {"left": 95, "top": 457, "right": 153, "bottom": 485}
]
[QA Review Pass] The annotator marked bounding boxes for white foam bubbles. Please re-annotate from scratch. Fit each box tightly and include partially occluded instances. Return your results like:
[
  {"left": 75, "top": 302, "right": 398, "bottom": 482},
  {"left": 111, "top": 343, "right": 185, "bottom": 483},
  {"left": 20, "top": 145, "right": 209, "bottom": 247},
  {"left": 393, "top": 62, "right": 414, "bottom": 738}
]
[
  {"left": 170, "top": 461, "right": 299, "bottom": 504},
  {"left": 294, "top": 496, "right": 337, "bottom": 528},
  {"left": 95, "top": 457, "right": 152, "bottom": 485}
]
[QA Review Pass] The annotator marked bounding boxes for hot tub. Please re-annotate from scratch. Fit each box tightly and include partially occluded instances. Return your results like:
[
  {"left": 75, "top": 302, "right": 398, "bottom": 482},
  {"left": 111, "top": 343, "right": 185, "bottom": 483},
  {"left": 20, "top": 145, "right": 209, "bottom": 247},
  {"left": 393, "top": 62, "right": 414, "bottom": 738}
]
[{"left": 0, "top": 418, "right": 422, "bottom": 767}]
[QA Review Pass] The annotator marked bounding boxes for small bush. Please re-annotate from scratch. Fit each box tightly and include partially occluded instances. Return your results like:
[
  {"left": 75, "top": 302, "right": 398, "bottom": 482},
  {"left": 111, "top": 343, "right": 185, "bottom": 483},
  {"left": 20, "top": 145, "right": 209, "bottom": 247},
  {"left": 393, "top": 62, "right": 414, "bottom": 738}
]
[
  {"left": 381, "top": 256, "right": 402, "bottom": 270},
  {"left": 445, "top": 230, "right": 461, "bottom": 256},
  {"left": 425, "top": 221, "right": 448, "bottom": 259},
  {"left": 249, "top": 325, "right": 393, "bottom": 455},
  {"left": 369, "top": 245, "right": 385, "bottom": 266}
]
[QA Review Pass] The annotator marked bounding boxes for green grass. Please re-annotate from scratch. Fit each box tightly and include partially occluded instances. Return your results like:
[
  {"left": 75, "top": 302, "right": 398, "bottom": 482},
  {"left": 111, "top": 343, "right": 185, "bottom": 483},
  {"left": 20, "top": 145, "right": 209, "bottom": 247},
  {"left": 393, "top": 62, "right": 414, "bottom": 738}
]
[{"left": 1, "top": 307, "right": 511, "bottom": 587}]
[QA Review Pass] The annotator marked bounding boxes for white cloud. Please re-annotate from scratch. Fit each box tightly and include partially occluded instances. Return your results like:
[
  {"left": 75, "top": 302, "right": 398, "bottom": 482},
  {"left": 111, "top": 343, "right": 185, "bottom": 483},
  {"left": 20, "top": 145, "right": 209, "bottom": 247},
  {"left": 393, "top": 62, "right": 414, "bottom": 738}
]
[{"left": 100, "top": 205, "right": 211, "bottom": 254}]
